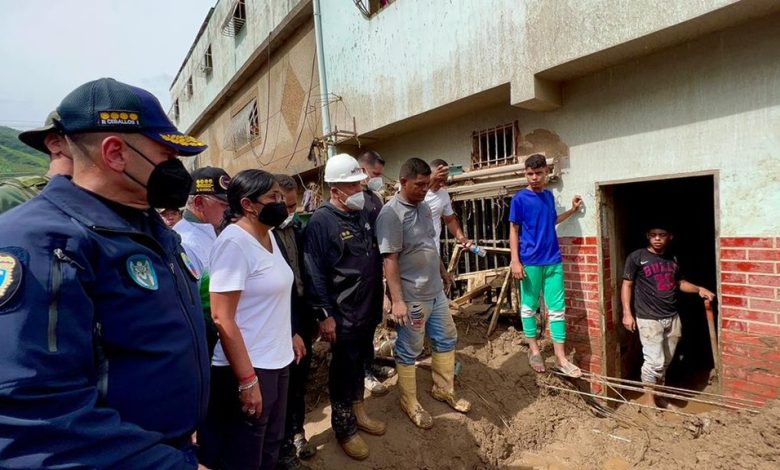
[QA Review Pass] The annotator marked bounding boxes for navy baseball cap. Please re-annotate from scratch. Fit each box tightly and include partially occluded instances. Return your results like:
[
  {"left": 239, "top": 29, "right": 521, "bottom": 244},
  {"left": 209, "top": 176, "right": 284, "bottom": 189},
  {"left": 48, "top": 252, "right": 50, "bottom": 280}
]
[{"left": 55, "top": 78, "right": 207, "bottom": 156}]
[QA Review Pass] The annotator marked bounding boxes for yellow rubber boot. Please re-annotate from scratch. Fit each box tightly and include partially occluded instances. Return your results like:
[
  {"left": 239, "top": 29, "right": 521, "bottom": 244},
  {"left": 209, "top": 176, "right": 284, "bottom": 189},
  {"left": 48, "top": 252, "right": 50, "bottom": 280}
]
[
  {"left": 430, "top": 351, "right": 471, "bottom": 413},
  {"left": 396, "top": 364, "right": 433, "bottom": 429},
  {"left": 353, "top": 400, "right": 387, "bottom": 435},
  {"left": 340, "top": 433, "right": 369, "bottom": 460}
]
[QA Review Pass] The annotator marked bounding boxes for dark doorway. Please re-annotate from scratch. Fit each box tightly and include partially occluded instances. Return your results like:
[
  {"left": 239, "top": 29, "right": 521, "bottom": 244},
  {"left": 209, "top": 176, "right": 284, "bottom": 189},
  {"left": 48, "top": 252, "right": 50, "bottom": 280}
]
[{"left": 602, "top": 175, "right": 718, "bottom": 392}]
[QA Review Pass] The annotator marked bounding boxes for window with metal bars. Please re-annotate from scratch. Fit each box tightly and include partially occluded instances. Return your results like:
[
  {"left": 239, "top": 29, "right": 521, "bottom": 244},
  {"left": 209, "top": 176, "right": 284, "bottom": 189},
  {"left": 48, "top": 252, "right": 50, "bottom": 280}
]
[
  {"left": 228, "top": 99, "right": 260, "bottom": 151},
  {"left": 441, "top": 196, "right": 512, "bottom": 274},
  {"left": 222, "top": 0, "right": 246, "bottom": 37},
  {"left": 471, "top": 122, "right": 519, "bottom": 169},
  {"left": 172, "top": 99, "right": 180, "bottom": 123},
  {"left": 200, "top": 45, "right": 213, "bottom": 77},
  {"left": 185, "top": 77, "right": 193, "bottom": 99}
]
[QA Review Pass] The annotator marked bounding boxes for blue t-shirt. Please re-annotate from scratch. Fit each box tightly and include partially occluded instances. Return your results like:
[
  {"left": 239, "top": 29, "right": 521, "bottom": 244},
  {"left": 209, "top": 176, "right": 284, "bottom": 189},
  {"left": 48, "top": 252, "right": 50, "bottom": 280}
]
[{"left": 508, "top": 188, "right": 562, "bottom": 266}]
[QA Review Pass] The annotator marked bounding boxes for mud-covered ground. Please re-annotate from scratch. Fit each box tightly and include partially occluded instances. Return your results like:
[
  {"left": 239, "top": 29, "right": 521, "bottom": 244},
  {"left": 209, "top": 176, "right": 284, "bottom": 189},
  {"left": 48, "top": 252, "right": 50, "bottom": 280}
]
[{"left": 298, "top": 314, "right": 779, "bottom": 470}]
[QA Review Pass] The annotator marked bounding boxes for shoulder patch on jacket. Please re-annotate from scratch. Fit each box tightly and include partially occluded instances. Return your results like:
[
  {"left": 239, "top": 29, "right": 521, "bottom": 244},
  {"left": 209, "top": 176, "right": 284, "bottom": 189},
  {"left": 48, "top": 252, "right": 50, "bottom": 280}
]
[
  {"left": 180, "top": 252, "right": 200, "bottom": 280},
  {"left": 126, "top": 255, "right": 159, "bottom": 290},
  {"left": 0, "top": 252, "right": 22, "bottom": 307}
]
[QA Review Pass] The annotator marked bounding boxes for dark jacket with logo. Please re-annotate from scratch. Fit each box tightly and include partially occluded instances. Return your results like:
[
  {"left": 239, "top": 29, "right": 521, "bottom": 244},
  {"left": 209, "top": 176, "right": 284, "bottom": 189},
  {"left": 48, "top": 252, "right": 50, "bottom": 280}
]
[
  {"left": 303, "top": 202, "right": 383, "bottom": 336},
  {"left": 0, "top": 176, "right": 209, "bottom": 469}
]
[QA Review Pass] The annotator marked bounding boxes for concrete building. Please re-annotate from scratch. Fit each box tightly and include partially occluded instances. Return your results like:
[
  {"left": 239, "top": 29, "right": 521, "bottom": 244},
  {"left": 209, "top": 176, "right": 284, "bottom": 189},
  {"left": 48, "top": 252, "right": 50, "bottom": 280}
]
[
  {"left": 170, "top": 0, "right": 322, "bottom": 179},
  {"left": 173, "top": 0, "right": 780, "bottom": 404},
  {"left": 315, "top": 0, "right": 780, "bottom": 404}
]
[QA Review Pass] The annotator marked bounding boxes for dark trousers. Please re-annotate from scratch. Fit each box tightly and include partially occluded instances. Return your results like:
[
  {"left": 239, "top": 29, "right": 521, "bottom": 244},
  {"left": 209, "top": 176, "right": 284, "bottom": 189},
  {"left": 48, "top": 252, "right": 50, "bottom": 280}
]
[
  {"left": 198, "top": 365, "right": 290, "bottom": 470},
  {"left": 280, "top": 334, "right": 312, "bottom": 456},
  {"left": 329, "top": 328, "right": 374, "bottom": 440}
]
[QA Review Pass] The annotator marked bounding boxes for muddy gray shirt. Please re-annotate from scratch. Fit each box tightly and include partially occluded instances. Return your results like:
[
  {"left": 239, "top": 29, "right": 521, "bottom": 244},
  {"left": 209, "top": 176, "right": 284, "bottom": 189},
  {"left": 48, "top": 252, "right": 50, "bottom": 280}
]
[{"left": 376, "top": 194, "right": 443, "bottom": 302}]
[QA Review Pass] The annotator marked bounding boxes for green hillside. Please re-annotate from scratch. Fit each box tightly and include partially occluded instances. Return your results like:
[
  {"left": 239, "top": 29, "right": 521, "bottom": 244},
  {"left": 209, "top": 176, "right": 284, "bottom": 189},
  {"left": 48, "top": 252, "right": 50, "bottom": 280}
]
[{"left": 0, "top": 126, "right": 48, "bottom": 176}]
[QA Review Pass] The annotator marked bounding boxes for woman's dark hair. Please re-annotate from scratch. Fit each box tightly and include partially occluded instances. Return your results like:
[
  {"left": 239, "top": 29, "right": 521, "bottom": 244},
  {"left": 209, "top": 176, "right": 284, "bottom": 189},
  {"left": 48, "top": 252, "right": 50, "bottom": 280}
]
[{"left": 220, "top": 169, "right": 276, "bottom": 230}]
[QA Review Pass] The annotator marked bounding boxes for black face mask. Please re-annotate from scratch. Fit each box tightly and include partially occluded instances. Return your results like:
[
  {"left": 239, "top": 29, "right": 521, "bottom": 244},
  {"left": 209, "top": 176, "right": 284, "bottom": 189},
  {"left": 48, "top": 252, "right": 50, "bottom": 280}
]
[
  {"left": 258, "top": 201, "right": 288, "bottom": 228},
  {"left": 124, "top": 142, "right": 193, "bottom": 209}
]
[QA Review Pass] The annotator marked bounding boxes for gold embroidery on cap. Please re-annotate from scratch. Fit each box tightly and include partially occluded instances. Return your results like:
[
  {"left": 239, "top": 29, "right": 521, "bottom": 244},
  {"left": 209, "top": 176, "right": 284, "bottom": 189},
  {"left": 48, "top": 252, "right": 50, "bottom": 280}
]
[{"left": 159, "top": 134, "right": 206, "bottom": 147}]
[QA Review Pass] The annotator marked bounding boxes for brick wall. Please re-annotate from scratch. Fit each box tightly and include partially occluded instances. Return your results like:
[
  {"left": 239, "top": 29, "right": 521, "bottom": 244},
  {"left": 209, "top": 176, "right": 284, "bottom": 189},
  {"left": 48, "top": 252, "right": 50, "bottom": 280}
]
[
  {"left": 720, "top": 237, "right": 780, "bottom": 404},
  {"left": 560, "top": 236, "right": 603, "bottom": 392}
]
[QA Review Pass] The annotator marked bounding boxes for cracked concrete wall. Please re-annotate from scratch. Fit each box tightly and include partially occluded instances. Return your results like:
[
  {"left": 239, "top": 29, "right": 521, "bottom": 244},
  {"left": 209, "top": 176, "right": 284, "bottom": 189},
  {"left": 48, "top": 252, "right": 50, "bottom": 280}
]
[
  {"left": 319, "top": 0, "right": 774, "bottom": 134},
  {"left": 358, "top": 13, "right": 780, "bottom": 237}
]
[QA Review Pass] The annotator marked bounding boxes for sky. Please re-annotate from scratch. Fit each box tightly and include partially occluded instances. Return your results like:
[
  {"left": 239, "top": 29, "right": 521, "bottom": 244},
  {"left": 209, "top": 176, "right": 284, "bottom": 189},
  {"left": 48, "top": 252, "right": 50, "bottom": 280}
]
[{"left": 0, "top": 0, "right": 217, "bottom": 130}]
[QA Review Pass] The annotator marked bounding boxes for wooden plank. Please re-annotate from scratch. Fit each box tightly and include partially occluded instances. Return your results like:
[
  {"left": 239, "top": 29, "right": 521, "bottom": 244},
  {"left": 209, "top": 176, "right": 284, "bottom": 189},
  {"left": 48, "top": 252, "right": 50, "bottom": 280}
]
[
  {"left": 487, "top": 268, "right": 513, "bottom": 336},
  {"left": 453, "top": 284, "right": 491, "bottom": 306},
  {"left": 453, "top": 267, "right": 507, "bottom": 282}
]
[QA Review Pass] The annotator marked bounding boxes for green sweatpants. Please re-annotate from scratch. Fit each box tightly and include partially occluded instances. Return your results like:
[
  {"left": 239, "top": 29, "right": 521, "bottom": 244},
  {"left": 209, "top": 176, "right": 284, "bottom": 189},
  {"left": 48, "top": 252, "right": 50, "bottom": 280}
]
[{"left": 519, "top": 263, "right": 567, "bottom": 343}]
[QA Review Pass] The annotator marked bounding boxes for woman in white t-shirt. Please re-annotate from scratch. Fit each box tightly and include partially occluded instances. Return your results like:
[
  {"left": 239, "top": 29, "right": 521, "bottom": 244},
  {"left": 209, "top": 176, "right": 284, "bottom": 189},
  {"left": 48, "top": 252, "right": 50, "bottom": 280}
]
[{"left": 197, "top": 169, "right": 302, "bottom": 470}]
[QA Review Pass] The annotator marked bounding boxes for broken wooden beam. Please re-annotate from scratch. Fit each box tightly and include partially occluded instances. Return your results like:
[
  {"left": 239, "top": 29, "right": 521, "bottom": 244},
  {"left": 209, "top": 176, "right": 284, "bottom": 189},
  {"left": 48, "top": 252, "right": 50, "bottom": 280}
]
[
  {"left": 487, "top": 268, "right": 513, "bottom": 336},
  {"left": 452, "top": 284, "right": 491, "bottom": 306}
]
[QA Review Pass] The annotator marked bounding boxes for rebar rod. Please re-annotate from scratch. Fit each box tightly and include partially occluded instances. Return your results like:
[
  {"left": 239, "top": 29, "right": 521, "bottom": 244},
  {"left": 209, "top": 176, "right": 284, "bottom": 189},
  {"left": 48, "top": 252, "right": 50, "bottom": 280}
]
[
  {"left": 576, "top": 371, "right": 764, "bottom": 406},
  {"left": 541, "top": 383, "right": 701, "bottom": 418},
  {"left": 566, "top": 373, "right": 758, "bottom": 413}
]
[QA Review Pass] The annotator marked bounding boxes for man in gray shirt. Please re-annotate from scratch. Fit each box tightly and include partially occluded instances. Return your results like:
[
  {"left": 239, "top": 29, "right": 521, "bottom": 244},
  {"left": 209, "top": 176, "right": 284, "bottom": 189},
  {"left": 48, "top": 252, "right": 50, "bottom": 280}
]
[{"left": 376, "top": 157, "right": 471, "bottom": 430}]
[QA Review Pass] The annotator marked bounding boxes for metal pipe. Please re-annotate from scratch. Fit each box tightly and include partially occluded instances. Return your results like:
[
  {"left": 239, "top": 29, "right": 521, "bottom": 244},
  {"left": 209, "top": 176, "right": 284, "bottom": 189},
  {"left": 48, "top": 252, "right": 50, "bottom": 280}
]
[{"left": 312, "top": 0, "right": 334, "bottom": 158}]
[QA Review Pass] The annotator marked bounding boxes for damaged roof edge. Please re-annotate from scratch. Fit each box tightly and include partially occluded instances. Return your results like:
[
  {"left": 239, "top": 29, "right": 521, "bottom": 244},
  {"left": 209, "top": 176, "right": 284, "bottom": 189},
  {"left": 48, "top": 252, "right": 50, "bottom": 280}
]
[{"left": 170, "top": 5, "right": 216, "bottom": 91}]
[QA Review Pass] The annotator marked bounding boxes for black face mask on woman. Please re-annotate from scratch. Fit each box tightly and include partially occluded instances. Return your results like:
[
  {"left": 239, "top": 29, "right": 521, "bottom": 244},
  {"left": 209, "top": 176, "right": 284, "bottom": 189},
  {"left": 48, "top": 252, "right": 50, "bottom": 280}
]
[
  {"left": 124, "top": 141, "right": 192, "bottom": 209},
  {"left": 258, "top": 201, "right": 288, "bottom": 227}
]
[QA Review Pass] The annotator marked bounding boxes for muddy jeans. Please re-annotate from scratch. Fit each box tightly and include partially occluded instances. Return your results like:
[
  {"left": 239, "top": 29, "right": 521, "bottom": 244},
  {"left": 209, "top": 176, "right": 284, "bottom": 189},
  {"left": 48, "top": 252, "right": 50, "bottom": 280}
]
[
  {"left": 637, "top": 315, "right": 682, "bottom": 384},
  {"left": 395, "top": 291, "right": 458, "bottom": 366}
]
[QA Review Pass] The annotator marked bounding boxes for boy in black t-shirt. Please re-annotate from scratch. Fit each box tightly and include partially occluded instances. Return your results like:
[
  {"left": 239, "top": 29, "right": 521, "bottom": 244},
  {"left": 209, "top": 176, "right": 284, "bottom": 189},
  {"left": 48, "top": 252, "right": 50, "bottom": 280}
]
[{"left": 621, "top": 224, "right": 715, "bottom": 408}]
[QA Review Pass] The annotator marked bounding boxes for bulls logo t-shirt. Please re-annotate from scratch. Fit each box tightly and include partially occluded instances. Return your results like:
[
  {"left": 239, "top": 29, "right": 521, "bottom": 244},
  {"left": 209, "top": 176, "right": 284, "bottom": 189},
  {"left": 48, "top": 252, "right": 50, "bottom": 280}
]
[{"left": 623, "top": 248, "right": 682, "bottom": 320}]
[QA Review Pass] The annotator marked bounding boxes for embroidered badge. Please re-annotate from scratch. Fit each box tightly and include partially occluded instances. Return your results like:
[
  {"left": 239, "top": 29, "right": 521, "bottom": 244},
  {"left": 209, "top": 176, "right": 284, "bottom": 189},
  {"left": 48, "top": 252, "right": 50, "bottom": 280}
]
[
  {"left": 219, "top": 175, "right": 231, "bottom": 190},
  {"left": 0, "top": 252, "right": 22, "bottom": 307},
  {"left": 98, "top": 111, "right": 140, "bottom": 127},
  {"left": 180, "top": 252, "right": 201, "bottom": 280},
  {"left": 340, "top": 230, "right": 353, "bottom": 240},
  {"left": 126, "top": 255, "right": 158, "bottom": 290},
  {"left": 195, "top": 178, "right": 215, "bottom": 193}
]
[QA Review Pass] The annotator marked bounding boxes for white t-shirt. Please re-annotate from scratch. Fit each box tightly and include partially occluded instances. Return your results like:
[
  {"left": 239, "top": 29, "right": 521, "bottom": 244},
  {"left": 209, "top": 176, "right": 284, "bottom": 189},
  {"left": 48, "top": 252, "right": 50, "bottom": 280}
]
[
  {"left": 424, "top": 188, "right": 455, "bottom": 250},
  {"left": 209, "top": 224, "right": 294, "bottom": 370},
  {"left": 173, "top": 217, "right": 217, "bottom": 276}
]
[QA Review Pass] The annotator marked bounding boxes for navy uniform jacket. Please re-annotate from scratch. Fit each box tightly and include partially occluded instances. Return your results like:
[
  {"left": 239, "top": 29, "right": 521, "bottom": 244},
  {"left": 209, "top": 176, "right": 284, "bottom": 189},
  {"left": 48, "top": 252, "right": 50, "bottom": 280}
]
[
  {"left": 303, "top": 202, "right": 383, "bottom": 336},
  {"left": 0, "top": 176, "right": 209, "bottom": 469}
]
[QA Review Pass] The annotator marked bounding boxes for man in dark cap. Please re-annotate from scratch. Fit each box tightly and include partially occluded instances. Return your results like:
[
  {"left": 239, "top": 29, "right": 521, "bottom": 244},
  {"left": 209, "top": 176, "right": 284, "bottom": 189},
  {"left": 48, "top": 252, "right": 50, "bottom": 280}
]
[
  {"left": 174, "top": 166, "right": 231, "bottom": 357},
  {"left": 0, "top": 111, "right": 73, "bottom": 214},
  {"left": 0, "top": 78, "right": 210, "bottom": 468}
]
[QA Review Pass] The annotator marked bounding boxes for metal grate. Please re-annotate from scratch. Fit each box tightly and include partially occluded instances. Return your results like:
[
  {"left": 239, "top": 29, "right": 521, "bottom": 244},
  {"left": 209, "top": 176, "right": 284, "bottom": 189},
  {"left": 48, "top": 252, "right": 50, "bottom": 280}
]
[
  {"left": 224, "top": 99, "right": 260, "bottom": 151},
  {"left": 185, "top": 77, "right": 193, "bottom": 100},
  {"left": 198, "top": 45, "right": 213, "bottom": 76},
  {"left": 471, "top": 122, "right": 518, "bottom": 169},
  {"left": 221, "top": 0, "right": 246, "bottom": 37},
  {"left": 442, "top": 196, "right": 512, "bottom": 274}
]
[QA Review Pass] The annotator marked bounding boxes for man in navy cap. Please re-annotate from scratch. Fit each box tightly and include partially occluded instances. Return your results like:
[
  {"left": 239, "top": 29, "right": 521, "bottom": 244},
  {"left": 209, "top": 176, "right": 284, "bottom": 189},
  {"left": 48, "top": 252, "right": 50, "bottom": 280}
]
[{"left": 0, "top": 78, "right": 210, "bottom": 468}]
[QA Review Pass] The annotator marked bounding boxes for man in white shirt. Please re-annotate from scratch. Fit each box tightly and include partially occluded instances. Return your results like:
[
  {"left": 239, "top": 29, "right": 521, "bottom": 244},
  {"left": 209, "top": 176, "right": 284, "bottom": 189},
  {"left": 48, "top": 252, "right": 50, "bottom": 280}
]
[
  {"left": 173, "top": 166, "right": 230, "bottom": 356},
  {"left": 424, "top": 159, "right": 472, "bottom": 254}
]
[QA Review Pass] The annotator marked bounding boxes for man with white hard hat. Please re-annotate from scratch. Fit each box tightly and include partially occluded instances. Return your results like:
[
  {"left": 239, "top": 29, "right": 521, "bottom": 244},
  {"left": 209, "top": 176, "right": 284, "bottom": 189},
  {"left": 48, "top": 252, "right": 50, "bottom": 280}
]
[{"left": 303, "top": 154, "right": 385, "bottom": 460}]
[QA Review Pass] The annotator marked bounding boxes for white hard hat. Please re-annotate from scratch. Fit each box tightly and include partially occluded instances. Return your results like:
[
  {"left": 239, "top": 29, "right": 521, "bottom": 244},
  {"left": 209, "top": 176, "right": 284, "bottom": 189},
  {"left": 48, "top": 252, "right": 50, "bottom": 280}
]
[{"left": 324, "top": 153, "right": 367, "bottom": 183}]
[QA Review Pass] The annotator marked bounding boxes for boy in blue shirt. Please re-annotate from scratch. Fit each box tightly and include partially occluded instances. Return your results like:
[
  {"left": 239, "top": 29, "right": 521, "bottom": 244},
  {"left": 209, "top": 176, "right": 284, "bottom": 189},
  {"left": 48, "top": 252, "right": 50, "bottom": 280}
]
[{"left": 509, "top": 154, "right": 583, "bottom": 377}]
